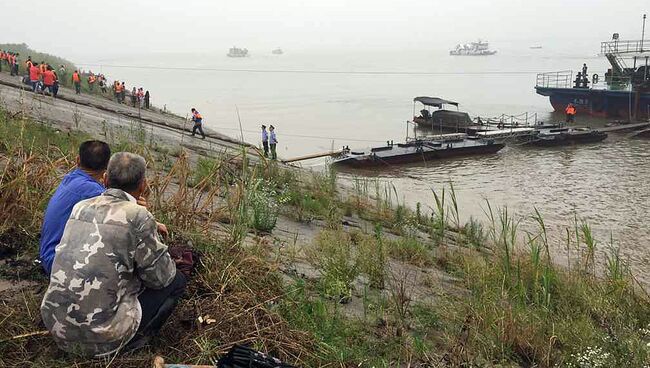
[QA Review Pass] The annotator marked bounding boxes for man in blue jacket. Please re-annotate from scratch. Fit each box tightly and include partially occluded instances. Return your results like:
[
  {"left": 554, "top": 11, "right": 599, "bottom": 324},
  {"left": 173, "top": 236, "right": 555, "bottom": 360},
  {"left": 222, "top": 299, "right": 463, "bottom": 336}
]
[{"left": 39, "top": 140, "right": 111, "bottom": 274}]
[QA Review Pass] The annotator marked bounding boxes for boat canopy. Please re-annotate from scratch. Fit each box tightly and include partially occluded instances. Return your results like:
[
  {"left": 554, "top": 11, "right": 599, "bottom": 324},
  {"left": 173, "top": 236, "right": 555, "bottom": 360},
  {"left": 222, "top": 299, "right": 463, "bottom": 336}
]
[{"left": 414, "top": 96, "right": 459, "bottom": 108}]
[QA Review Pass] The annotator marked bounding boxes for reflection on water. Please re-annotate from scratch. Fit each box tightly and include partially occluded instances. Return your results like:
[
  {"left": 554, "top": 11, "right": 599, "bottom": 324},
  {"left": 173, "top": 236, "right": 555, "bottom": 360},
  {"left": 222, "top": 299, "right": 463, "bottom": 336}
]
[{"left": 337, "top": 131, "right": 650, "bottom": 282}]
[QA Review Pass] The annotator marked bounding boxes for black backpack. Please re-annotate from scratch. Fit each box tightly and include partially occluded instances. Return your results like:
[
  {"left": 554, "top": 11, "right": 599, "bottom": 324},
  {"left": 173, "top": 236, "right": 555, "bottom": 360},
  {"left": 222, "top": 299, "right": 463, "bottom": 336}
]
[{"left": 217, "top": 344, "right": 297, "bottom": 368}]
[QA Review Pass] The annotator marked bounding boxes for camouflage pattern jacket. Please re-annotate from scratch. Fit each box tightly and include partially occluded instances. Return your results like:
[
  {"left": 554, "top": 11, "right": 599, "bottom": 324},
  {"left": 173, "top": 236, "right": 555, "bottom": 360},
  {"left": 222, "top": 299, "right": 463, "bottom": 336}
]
[{"left": 40, "top": 188, "right": 176, "bottom": 357}]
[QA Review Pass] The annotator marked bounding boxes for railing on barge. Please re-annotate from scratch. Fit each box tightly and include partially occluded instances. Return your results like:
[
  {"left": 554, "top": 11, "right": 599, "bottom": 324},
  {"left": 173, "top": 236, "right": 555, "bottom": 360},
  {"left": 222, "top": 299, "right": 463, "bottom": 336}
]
[
  {"left": 536, "top": 70, "right": 633, "bottom": 91},
  {"left": 536, "top": 70, "right": 573, "bottom": 89},
  {"left": 600, "top": 40, "right": 650, "bottom": 55}
]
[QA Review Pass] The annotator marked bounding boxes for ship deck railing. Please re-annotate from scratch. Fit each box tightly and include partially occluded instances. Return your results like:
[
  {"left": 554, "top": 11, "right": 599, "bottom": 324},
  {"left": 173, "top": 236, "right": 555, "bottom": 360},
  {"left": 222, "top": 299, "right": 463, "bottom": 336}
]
[
  {"left": 536, "top": 71, "right": 634, "bottom": 91},
  {"left": 600, "top": 40, "right": 650, "bottom": 55},
  {"left": 536, "top": 70, "right": 573, "bottom": 89}
]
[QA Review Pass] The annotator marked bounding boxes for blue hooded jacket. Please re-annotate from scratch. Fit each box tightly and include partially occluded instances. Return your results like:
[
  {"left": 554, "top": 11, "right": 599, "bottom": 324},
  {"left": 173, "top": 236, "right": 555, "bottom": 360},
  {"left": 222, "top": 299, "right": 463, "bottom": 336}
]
[{"left": 40, "top": 168, "right": 104, "bottom": 274}]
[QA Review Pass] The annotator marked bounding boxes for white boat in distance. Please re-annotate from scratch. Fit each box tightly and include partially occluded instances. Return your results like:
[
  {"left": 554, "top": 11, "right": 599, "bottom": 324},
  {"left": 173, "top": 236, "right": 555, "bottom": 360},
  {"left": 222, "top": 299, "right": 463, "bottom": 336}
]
[
  {"left": 450, "top": 40, "right": 497, "bottom": 56},
  {"left": 227, "top": 47, "right": 249, "bottom": 57}
]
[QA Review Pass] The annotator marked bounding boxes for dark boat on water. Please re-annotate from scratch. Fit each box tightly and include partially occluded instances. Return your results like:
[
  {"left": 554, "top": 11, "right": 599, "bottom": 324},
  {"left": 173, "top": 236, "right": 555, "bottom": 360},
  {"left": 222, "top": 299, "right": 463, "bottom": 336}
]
[
  {"left": 524, "top": 127, "right": 608, "bottom": 146},
  {"left": 331, "top": 135, "right": 504, "bottom": 168},
  {"left": 412, "top": 96, "right": 474, "bottom": 132},
  {"left": 535, "top": 18, "right": 650, "bottom": 120}
]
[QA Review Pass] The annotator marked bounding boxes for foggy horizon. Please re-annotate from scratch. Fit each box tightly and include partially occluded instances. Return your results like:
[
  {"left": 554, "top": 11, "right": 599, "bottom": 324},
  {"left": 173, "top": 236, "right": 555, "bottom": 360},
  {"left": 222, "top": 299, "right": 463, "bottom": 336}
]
[{"left": 1, "top": 0, "right": 647, "bottom": 61}]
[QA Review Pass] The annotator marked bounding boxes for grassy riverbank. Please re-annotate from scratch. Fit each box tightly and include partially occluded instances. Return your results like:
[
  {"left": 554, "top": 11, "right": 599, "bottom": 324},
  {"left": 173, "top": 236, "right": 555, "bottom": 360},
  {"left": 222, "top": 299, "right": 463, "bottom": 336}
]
[{"left": 2, "top": 107, "right": 650, "bottom": 367}]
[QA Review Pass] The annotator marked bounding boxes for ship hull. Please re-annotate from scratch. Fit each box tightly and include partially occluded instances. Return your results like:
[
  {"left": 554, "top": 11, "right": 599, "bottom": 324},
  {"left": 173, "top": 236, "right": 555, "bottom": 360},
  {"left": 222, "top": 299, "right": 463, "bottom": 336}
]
[
  {"left": 526, "top": 132, "right": 607, "bottom": 147},
  {"left": 535, "top": 87, "right": 650, "bottom": 119},
  {"left": 333, "top": 143, "right": 504, "bottom": 168}
]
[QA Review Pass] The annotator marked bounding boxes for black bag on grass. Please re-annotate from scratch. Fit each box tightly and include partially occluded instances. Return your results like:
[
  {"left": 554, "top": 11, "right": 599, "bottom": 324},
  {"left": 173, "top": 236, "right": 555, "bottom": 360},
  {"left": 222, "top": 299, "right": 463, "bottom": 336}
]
[{"left": 217, "top": 344, "right": 296, "bottom": 368}]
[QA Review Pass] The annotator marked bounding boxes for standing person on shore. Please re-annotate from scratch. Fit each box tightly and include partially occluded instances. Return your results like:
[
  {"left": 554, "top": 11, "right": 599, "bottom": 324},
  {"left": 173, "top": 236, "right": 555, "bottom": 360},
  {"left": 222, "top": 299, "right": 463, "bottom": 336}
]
[
  {"left": 121, "top": 82, "right": 127, "bottom": 103},
  {"left": 137, "top": 88, "right": 144, "bottom": 108},
  {"left": 11, "top": 53, "right": 19, "bottom": 76},
  {"left": 261, "top": 125, "right": 269, "bottom": 157},
  {"left": 565, "top": 103, "right": 577, "bottom": 123},
  {"left": 58, "top": 65, "right": 66, "bottom": 83},
  {"left": 72, "top": 70, "right": 81, "bottom": 94},
  {"left": 144, "top": 90, "right": 150, "bottom": 109},
  {"left": 131, "top": 87, "right": 137, "bottom": 107},
  {"left": 88, "top": 73, "right": 96, "bottom": 92},
  {"left": 29, "top": 62, "right": 41, "bottom": 92},
  {"left": 52, "top": 67, "right": 60, "bottom": 98},
  {"left": 190, "top": 108, "right": 205, "bottom": 139},
  {"left": 42, "top": 66, "right": 56, "bottom": 96},
  {"left": 25, "top": 56, "right": 33, "bottom": 73},
  {"left": 269, "top": 125, "right": 278, "bottom": 160}
]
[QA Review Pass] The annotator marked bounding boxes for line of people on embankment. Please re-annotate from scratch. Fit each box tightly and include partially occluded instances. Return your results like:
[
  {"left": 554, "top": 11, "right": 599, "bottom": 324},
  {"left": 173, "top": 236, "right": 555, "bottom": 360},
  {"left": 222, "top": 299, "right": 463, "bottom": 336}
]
[
  {"left": 1, "top": 51, "right": 153, "bottom": 110},
  {"left": 112, "top": 81, "right": 150, "bottom": 109},
  {"left": 0, "top": 50, "right": 20, "bottom": 75}
]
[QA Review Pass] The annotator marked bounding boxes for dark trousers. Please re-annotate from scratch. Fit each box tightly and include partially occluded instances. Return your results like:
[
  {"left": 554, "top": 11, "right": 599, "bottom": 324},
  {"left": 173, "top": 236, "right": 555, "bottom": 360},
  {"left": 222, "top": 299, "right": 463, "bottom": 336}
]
[
  {"left": 74, "top": 82, "right": 81, "bottom": 94},
  {"left": 43, "top": 84, "right": 53, "bottom": 95},
  {"left": 263, "top": 141, "right": 269, "bottom": 157},
  {"left": 53, "top": 82, "right": 59, "bottom": 98},
  {"left": 31, "top": 80, "right": 38, "bottom": 92},
  {"left": 270, "top": 143, "right": 277, "bottom": 160},
  {"left": 566, "top": 114, "right": 575, "bottom": 123},
  {"left": 192, "top": 121, "right": 205, "bottom": 138},
  {"left": 132, "top": 272, "right": 187, "bottom": 341}
]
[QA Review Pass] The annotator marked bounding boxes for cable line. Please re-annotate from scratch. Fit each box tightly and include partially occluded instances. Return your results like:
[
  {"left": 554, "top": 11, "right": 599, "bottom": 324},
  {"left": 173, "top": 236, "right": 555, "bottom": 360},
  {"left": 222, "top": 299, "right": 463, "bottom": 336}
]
[{"left": 76, "top": 63, "right": 539, "bottom": 76}]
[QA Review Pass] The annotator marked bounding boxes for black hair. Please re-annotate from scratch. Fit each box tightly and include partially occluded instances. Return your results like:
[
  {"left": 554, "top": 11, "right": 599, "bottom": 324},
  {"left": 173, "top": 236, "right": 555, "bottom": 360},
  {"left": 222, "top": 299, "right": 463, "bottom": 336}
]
[
  {"left": 79, "top": 140, "right": 111, "bottom": 171},
  {"left": 191, "top": 108, "right": 196, "bottom": 112}
]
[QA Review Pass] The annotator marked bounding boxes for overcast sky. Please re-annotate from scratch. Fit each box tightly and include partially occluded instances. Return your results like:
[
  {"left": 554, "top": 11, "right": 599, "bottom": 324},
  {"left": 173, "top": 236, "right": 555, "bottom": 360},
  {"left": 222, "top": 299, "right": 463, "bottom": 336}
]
[{"left": 1, "top": 0, "right": 648, "bottom": 60}]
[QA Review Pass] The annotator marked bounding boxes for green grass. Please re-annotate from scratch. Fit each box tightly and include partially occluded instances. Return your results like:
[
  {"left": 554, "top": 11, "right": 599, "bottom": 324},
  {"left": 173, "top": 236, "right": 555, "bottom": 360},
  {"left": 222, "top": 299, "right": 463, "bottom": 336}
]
[{"left": 3, "top": 108, "right": 650, "bottom": 367}]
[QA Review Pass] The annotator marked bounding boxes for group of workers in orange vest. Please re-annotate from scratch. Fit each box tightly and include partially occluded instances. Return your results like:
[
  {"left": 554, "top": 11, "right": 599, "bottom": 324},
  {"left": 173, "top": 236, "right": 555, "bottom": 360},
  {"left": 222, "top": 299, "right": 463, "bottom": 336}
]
[
  {"left": 2, "top": 51, "right": 151, "bottom": 108},
  {"left": 25, "top": 58, "right": 61, "bottom": 97},
  {"left": 0, "top": 50, "right": 20, "bottom": 76}
]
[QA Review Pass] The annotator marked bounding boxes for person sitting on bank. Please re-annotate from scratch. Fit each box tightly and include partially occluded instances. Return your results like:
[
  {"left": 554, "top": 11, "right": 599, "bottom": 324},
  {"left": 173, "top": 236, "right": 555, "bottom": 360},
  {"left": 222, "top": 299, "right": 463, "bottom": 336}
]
[
  {"left": 565, "top": 103, "right": 577, "bottom": 123},
  {"left": 190, "top": 108, "right": 205, "bottom": 139},
  {"left": 40, "top": 140, "right": 111, "bottom": 275},
  {"left": 40, "top": 152, "right": 185, "bottom": 357}
]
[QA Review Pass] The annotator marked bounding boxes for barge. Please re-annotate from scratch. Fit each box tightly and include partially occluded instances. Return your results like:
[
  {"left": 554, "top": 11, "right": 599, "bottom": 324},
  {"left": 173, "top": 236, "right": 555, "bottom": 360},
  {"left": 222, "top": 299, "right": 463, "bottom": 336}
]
[{"left": 331, "top": 135, "right": 504, "bottom": 168}]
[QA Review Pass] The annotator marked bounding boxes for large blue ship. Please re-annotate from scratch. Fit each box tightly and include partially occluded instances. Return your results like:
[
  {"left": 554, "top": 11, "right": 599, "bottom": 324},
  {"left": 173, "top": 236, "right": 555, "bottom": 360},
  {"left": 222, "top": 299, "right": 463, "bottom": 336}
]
[{"left": 536, "top": 33, "right": 650, "bottom": 120}]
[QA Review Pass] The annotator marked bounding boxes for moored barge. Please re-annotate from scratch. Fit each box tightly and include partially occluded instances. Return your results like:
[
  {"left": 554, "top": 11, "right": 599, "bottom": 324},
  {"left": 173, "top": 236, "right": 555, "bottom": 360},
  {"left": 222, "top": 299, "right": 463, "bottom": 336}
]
[{"left": 332, "top": 136, "right": 504, "bottom": 168}]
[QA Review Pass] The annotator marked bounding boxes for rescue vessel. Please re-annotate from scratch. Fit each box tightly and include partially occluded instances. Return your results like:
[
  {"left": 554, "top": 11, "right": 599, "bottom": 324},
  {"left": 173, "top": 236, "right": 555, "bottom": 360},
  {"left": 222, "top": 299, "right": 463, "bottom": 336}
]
[{"left": 535, "top": 17, "right": 650, "bottom": 120}]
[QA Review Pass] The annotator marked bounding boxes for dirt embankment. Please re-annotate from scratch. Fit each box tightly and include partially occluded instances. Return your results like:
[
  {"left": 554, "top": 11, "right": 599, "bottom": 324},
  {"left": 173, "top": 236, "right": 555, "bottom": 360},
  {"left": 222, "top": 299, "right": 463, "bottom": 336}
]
[{"left": 0, "top": 72, "right": 254, "bottom": 159}]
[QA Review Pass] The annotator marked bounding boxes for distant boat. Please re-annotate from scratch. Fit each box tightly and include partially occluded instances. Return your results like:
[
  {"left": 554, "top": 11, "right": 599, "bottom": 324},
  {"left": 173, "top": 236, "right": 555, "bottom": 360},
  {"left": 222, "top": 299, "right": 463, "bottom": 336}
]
[
  {"left": 449, "top": 40, "right": 497, "bottom": 56},
  {"left": 227, "top": 47, "right": 249, "bottom": 58},
  {"left": 530, "top": 46, "right": 543, "bottom": 49},
  {"left": 272, "top": 48, "right": 283, "bottom": 55}
]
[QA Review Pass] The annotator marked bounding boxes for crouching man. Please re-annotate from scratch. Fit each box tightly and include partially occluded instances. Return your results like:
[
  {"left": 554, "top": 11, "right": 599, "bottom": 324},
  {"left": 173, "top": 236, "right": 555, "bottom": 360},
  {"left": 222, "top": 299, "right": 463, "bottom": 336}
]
[{"left": 40, "top": 152, "right": 186, "bottom": 357}]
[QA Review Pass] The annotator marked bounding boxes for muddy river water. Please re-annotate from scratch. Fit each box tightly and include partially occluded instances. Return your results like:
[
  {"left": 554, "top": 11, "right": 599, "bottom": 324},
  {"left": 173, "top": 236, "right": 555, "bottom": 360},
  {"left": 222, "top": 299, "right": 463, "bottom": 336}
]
[{"left": 88, "top": 46, "right": 649, "bottom": 280}]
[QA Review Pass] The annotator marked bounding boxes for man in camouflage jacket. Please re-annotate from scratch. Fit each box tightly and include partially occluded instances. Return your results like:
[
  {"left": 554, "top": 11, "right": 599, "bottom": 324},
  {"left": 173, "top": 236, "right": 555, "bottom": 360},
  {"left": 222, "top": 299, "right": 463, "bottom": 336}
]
[{"left": 41, "top": 152, "right": 186, "bottom": 357}]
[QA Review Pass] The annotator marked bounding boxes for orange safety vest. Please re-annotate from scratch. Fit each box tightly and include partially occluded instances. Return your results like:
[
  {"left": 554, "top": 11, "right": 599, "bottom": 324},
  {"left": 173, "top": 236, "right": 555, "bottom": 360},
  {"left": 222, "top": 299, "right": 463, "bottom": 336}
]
[
  {"left": 29, "top": 65, "right": 40, "bottom": 81},
  {"left": 72, "top": 72, "right": 80, "bottom": 83},
  {"left": 565, "top": 105, "right": 576, "bottom": 115},
  {"left": 43, "top": 70, "right": 56, "bottom": 86}
]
